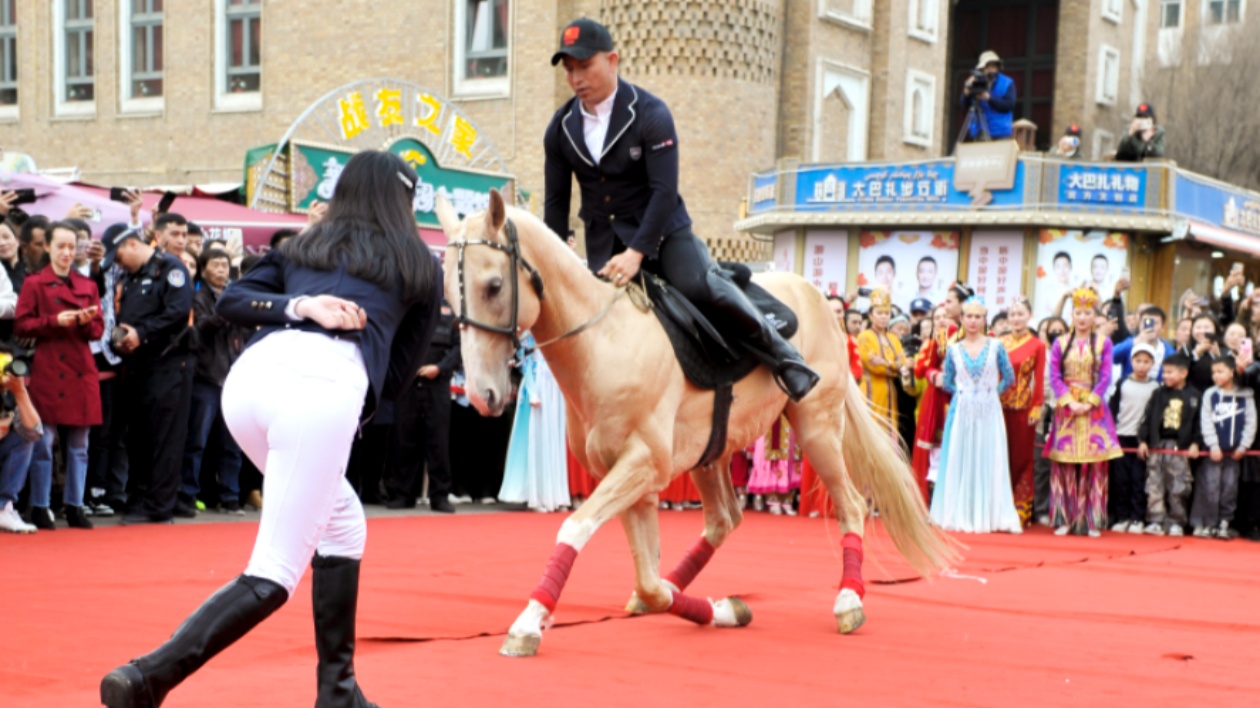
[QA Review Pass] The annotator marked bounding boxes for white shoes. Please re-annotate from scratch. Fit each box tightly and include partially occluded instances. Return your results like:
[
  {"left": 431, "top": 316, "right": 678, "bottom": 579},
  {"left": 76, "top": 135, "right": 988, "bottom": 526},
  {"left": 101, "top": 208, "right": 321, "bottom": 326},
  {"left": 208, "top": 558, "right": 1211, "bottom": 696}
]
[
  {"left": 448, "top": 494, "right": 472, "bottom": 505},
  {"left": 1144, "top": 522, "right": 1165, "bottom": 535},
  {"left": 0, "top": 501, "right": 36, "bottom": 534},
  {"left": 1110, "top": 522, "right": 1128, "bottom": 532},
  {"left": 1127, "top": 521, "right": 1145, "bottom": 534},
  {"left": 1168, "top": 523, "right": 1185, "bottom": 537},
  {"left": 1053, "top": 525, "right": 1070, "bottom": 536}
]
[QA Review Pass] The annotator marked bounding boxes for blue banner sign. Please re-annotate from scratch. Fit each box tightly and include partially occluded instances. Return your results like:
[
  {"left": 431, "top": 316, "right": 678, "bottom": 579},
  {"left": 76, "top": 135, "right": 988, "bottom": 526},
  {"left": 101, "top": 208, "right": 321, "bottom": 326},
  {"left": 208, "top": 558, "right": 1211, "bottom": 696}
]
[
  {"left": 750, "top": 173, "right": 777, "bottom": 213},
  {"left": 1058, "top": 165, "right": 1146, "bottom": 208},
  {"left": 792, "top": 160, "right": 1024, "bottom": 210},
  {"left": 1175, "top": 173, "right": 1260, "bottom": 236}
]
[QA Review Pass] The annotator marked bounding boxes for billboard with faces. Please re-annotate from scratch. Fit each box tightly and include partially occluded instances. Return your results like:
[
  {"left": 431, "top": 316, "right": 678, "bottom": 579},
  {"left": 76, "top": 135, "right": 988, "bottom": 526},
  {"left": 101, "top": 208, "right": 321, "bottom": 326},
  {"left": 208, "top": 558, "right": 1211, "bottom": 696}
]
[
  {"left": 1033, "top": 229, "right": 1130, "bottom": 322},
  {"left": 856, "top": 231, "right": 960, "bottom": 313}
]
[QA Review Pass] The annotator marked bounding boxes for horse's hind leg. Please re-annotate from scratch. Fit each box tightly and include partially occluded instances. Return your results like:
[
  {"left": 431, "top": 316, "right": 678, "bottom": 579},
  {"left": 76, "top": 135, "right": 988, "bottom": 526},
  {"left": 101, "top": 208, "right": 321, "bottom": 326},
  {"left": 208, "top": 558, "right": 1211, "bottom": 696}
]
[
  {"left": 626, "top": 459, "right": 743, "bottom": 613},
  {"left": 788, "top": 399, "right": 869, "bottom": 635}
]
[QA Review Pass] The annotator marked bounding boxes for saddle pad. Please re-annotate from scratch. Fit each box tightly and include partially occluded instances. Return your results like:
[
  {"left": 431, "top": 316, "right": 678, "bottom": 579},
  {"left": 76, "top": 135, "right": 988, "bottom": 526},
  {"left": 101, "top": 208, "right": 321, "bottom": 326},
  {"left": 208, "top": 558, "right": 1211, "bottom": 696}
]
[{"left": 642, "top": 266, "right": 799, "bottom": 391}]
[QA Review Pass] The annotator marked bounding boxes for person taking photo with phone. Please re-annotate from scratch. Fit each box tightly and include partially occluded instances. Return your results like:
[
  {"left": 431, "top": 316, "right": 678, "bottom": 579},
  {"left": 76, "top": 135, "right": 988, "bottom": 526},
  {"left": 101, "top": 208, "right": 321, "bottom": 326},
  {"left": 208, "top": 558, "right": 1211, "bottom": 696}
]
[
  {"left": 14, "top": 221, "right": 104, "bottom": 530},
  {"left": 1112, "top": 305, "right": 1175, "bottom": 381},
  {"left": 1116, "top": 103, "right": 1166, "bottom": 162}
]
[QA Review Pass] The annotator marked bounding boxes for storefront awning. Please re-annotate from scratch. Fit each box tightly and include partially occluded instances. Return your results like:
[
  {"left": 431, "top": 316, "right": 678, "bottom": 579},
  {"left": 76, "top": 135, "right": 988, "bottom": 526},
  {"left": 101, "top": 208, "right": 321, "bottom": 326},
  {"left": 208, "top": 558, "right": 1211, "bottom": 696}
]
[{"left": 1186, "top": 220, "right": 1260, "bottom": 258}]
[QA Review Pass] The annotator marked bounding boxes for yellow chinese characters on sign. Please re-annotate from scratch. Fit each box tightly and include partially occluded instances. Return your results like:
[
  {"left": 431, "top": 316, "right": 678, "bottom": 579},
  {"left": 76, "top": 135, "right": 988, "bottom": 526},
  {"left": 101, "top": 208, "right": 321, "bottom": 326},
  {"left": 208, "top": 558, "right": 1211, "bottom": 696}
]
[
  {"left": 450, "top": 116, "right": 477, "bottom": 159},
  {"left": 338, "top": 91, "right": 370, "bottom": 139},
  {"left": 375, "top": 88, "right": 404, "bottom": 127},
  {"left": 416, "top": 94, "right": 443, "bottom": 136}
]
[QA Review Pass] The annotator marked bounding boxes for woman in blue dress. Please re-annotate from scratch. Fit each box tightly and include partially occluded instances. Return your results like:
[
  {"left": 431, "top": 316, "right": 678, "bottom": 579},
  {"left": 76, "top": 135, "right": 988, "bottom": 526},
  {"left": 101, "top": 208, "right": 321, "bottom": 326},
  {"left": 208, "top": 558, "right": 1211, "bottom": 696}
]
[
  {"left": 499, "top": 335, "right": 572, "bottom": 512},
  {"left": 931, "top": 296, "right": 1023, "bottom": 534}
]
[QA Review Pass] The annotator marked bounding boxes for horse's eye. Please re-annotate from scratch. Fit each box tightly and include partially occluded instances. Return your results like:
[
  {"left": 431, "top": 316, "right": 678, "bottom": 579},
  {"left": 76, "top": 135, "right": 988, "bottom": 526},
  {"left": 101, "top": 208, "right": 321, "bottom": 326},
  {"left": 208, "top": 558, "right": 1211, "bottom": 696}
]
[{"left": 486, "top": 276, "right": 503, "bottom": 298}]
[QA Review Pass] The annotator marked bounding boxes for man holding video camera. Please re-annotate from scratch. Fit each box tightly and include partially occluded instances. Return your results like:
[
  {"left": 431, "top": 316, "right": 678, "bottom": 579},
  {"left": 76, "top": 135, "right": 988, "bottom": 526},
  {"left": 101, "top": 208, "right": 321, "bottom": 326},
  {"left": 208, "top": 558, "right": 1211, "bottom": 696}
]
[{"left": 960, "top": 50, "right": 1017, "bottom": 141}]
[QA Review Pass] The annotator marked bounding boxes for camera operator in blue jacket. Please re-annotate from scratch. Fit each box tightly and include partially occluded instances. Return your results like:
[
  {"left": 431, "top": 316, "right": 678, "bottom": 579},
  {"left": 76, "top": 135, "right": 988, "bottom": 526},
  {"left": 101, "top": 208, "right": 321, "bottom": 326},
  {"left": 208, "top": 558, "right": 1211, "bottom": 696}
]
[{"left": 960, "top": 50, "right": 1017, "bottom": 141}]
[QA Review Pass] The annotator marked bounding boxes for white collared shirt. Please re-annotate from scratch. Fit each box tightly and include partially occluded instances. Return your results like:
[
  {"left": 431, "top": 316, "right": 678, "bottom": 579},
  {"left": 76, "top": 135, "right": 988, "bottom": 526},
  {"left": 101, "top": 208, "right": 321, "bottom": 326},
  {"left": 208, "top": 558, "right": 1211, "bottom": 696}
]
[{"left": 580, "top": 87, "right": 617, "bottom": 166}]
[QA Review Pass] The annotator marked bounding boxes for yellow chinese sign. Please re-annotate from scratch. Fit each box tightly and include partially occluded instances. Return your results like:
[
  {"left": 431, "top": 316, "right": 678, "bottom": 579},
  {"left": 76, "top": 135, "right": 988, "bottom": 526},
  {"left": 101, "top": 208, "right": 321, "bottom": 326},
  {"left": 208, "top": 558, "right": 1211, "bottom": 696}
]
[
  {"left": 338, "top": 91, "right": 370, "bottom": 139},
  {"left": 375, "top": 88, "right": 404, "bottom": 127},
  {"left": 335, "top": 87, "right": 478, "bottom": 158}
]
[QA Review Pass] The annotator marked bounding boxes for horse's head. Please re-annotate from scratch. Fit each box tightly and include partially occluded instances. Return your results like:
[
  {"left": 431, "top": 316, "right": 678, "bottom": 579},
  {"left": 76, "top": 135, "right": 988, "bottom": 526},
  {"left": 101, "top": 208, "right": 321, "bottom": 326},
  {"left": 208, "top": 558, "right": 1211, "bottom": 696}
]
[{"left": 436, "top": 188, "right": 542, "bottom": 417}]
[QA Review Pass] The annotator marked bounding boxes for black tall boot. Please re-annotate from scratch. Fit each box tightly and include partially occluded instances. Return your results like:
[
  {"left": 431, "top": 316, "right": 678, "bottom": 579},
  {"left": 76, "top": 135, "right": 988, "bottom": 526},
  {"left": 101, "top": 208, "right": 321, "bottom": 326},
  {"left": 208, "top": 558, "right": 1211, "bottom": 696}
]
[
  {"left": 704, "top": 269, "right": 820, "bottom": 401},
  {"left": 312, "top": 555, "right": 378, "bottom": 708},
  {"left": 100, "top": 575, "right": 288, "bottom": 708}
]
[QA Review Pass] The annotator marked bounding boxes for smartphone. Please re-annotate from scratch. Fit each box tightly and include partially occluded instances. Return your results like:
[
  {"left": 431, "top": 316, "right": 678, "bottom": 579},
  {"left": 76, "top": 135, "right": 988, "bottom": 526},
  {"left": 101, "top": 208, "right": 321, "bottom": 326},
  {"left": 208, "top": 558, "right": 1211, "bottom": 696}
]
[
  {"left": 1142, "top": 317, "right": 1156, "bottom": 331},
  {"left": 9, "top": 188, "right": 36, "bottom": 206},
  {"left": 857, "top": 287, "right": 872, "bottom": 297},
  {"left": 155, "top": 191, "right": 178, "bottom": 214},
  {"left": 1232, "top": 262, "right": 1245, "bottom": 275},
  {"left": 1241, "top": 338, "right": 1253, "bottom": 359},
  {"left": 109, "top": 187, "right": 137, "bottom": 203}
]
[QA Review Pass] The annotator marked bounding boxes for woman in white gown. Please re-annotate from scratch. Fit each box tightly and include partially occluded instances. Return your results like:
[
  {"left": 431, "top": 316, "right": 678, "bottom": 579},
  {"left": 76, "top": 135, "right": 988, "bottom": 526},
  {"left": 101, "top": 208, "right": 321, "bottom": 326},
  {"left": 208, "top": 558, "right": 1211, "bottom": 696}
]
[
  {"left": 500, "top": 335, "right": 572, "bottom": 512},
  {"left": 930, "top": 296, "right": 1023, "bottom": 534}
]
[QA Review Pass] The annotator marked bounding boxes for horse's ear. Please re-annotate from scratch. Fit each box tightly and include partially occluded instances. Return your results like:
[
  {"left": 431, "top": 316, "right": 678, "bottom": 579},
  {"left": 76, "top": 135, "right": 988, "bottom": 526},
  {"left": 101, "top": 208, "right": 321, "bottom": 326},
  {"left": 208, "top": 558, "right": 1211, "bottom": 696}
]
[
  {"left": 435, "top": 195, "right": 460, "bottom": 241},
  {"left": 486, "top": 188, "right": 507, "bottom": 236}
]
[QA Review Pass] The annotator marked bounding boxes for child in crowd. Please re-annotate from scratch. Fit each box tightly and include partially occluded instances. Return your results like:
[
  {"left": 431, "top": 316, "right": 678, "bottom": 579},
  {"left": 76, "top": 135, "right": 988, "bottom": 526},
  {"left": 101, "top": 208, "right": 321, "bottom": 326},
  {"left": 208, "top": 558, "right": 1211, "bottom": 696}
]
[
  {"left": 1138, "top": 354, "right": 1200, "bottom": 537},
  {"left": 1191, "top": 357, "right": 1255, "bottom": 538},
  {"left": 1109, "top": 343, "right": 1160, "bottom": 533}
]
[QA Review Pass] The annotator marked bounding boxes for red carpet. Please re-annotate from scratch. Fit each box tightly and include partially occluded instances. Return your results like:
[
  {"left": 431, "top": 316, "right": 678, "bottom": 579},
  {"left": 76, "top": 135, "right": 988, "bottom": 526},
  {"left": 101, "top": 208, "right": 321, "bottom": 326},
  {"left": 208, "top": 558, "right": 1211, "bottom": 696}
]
[{"left": 3, "top": 512, "right": 1258, "bottom": 706}]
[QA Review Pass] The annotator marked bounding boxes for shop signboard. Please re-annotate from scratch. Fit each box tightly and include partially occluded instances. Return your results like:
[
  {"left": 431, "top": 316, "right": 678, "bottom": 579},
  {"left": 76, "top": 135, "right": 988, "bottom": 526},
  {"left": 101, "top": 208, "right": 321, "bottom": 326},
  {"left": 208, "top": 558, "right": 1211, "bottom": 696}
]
[
  {"left": 1175, "top": 172, "right": 1260, "bottom": 237},
  {"left": 803, "top": 229, "right": 849, "bottom": 295},
  {"left": 793, "top": 160, "right": 1025, "bottom": 211},
  {"left": 750, "top": 173, "right": 778, "bottom": 214},
  {"left": 967, "top": 231, "right": 1024, "bottom": 312},
  {"left": 287, "top": 139, "right": 511, "bottom": 228},
  {"left": 1057, "top": 165, "right": 1147, "bottom": 209}
]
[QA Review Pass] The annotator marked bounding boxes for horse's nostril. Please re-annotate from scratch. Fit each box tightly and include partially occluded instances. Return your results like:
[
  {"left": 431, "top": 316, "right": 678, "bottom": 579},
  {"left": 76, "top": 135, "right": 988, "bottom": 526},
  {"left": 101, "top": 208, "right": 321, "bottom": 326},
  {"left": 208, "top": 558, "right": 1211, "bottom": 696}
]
[{"left": 486, "top": 389, "right": 498, "bottom": 409}]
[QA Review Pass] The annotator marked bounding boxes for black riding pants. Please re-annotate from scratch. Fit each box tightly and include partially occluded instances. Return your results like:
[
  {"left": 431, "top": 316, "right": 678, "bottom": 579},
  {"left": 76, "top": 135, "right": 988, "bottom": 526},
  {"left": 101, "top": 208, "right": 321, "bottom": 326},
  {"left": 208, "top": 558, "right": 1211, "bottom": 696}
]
[{"left": 637, "top": 228, "right": 718, "bottom": 305}]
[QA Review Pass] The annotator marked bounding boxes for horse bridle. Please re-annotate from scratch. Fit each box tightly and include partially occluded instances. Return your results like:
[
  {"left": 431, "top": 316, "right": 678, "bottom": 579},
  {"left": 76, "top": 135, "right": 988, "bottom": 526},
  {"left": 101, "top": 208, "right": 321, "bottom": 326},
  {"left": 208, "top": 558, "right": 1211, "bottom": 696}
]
[
  {"left": 451, "top": 216, "right": 627, "bottom": 358},
  {"left": 452, "top": 218, "right": 545, "bottom": 354}
]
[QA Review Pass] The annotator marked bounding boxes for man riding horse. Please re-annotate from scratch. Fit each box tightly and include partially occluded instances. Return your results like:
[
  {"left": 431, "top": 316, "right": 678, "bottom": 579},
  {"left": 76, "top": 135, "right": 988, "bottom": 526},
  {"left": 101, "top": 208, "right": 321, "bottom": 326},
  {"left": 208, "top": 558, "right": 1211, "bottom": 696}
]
[{"left": 543, "top": 18, "right": 819, "bottom": 401}]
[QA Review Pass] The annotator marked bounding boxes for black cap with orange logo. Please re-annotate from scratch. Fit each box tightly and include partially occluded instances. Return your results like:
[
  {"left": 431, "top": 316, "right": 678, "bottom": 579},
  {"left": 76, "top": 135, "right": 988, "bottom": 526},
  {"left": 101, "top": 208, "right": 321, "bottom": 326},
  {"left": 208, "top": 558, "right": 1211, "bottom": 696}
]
[{"left": 550, "top": 18, "right": 615, "bottom": 65}]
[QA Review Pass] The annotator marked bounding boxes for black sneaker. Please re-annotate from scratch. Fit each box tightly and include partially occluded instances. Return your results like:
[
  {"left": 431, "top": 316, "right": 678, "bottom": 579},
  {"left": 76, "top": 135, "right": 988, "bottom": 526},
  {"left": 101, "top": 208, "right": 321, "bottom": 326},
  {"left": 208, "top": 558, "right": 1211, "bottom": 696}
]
[
  {"left": 174, "top": 496, "right": 198, "bottom": 519},
  {"left": 65, "top": 505, "right": 94, "bottom": 529},
  {"left": 29, "top": 506, "right": 56, "bottom": 530},
  {"left": 429, "top": 496, "right": 456, "bottom": 514},
  {"left": 385, "top": 496, "right": 416, "bottom": 510},
  {"left": 119, "top": 511, "right": 175, "bottom": 526},
  {"left": 219, "top": 500, "right": 245, "bottom": 516}
]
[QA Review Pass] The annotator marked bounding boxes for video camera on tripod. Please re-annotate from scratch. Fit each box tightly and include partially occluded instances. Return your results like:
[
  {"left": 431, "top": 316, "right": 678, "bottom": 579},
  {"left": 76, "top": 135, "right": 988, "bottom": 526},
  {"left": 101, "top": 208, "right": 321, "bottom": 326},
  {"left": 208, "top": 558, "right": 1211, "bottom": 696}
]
[{"left": 965, "top": 69, "right": 991, "bottom": 98}]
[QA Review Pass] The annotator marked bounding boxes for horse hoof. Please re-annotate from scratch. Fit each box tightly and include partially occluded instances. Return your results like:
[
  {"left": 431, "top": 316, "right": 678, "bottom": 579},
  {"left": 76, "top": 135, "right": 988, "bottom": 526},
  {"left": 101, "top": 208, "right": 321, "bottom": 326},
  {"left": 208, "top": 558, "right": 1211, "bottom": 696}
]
[
  {"left": 712, "top": 597, "right": 753, "bottom": 628},
  {"left": 499, "top": 633, "right": 541, "bottom": 657},
  {"left": 626, "top": 592, "right": 653, "bottom": 614},
  {"left": 835, "top": 608, "right": 866, "bottom": 634}
]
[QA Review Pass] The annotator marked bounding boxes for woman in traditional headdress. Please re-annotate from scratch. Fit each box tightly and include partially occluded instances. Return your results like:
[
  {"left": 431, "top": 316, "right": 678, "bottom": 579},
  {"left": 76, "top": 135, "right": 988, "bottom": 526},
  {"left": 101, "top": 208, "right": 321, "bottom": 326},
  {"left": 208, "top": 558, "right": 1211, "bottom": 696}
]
[
  {"left": 1045, "top": 287, "right": 1123, "bottom": 537},
  {"left": 911, "top": 282, "right": 971, "bottom": 500},
  {"left": 930, "top": 296, "right": 1022, "bottom": 533},
  {"left": 999, "top": 295, "right": 1046, "bottom": 527},
  {"left": 857, "top": 287, "right": 905, "bottom": 433}
]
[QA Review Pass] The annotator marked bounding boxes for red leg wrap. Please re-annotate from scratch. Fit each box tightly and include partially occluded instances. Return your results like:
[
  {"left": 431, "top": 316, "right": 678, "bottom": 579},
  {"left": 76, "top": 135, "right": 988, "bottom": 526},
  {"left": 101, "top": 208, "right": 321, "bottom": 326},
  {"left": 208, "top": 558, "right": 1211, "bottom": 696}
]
[
  {"left": 667, "top": 591, "right": 715, "bottom": 625},
  {"left": 839, "top": 533, "right": 865, "bottom": 599},
  {"left": 664, "top": 537, "right": 716, "bottom": 591},
  {"left": 528, "top": 543, "right": 579, "bottom": 613}
]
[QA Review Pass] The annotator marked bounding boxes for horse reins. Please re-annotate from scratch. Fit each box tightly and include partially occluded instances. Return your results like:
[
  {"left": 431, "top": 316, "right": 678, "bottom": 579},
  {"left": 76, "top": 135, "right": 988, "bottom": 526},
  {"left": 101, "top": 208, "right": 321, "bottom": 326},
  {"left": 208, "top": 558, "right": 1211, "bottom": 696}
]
[{"left": 451, "top": 217, "right": 623, "bottom": 358}]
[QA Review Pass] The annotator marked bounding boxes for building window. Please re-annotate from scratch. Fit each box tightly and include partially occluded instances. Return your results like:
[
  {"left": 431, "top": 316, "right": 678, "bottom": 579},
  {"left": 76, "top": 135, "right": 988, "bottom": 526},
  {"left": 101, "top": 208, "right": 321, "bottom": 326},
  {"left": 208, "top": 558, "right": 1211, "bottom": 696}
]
[
  {"left": 1102, "top": 0, "right": 1123, "bottom": 23},
  {"left": 908, "top": 0, "right": 938, "bottom": 42},
  {"left": 0, "top": 0, "right": 16, "bottom": 109},
  {"left": 214, "top": 0, "right": 261, "bottom": 110},
  {"left": 52, "top": 0, "right": 94, "bottom": 115},
  {"left": 1160, "top": 0, "right": 1182, "bottom": 27},
  {"left": 819, "top": 0, "right": 873, "bottom": 31},
  {"left": 454, "top": 0, "right": 510, "bottom": 97},
  {"left": 64, "top": 0, "right": 94, "bottom": 103},
  {"left": 903, "top": 70, "right": 935, "bottom": 147},
  {"left": 814, "top": 59, "right": 869, "bottom": 161},
  {"left": 1206, "top": 0, "right": 1243, "bottom": 24},
  {"left": 1096, "top": 45, "right": 1120, "bottom": 106},
  {"left": 1092, "top": 129, "right": 1115, "bottom": 160},
  {"left": 120, "top": 0, "right": 163, "bottom": 110}
]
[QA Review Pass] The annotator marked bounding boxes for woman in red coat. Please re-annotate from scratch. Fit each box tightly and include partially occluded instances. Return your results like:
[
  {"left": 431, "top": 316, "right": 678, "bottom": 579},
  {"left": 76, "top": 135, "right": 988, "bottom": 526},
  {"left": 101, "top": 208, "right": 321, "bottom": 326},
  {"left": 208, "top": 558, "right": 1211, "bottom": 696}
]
[{"left": 15, "top": 221, "right": 104, "bottom": 529}]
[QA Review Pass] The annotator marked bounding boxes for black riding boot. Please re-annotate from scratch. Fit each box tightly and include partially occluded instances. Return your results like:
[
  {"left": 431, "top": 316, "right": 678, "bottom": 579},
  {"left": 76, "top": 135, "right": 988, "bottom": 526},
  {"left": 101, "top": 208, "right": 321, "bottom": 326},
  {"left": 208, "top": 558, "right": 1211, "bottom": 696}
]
[
  {"left": 704, "top": 269, "right": 820, "bottom": 401},
  {"left": 312, "top": 555, "right": 378, "bottom": 708},
  {"left": 100, "top": 575, "right": 288, "bottom": 708}
]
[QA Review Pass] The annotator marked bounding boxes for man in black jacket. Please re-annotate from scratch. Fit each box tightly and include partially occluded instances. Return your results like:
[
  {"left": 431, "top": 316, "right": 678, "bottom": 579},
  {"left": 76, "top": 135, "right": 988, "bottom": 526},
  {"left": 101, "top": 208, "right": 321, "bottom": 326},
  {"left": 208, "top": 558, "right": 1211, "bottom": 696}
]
[
  {"left": 386, "top": 297, "right": 461, "bottom": 512},
  {"left": 543, "top": 18, "right": 818, "bottom": 401}
]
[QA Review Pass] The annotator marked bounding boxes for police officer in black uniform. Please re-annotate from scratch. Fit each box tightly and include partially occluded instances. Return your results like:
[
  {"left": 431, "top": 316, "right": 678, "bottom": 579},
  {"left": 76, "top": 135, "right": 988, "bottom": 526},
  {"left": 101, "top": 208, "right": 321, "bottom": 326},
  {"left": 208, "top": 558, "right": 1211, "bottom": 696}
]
[
  {"left": 385, "top": 295, "right": 461, "bottom": 513},
  {"left": 102, "top": 225, "right": 196, "bottom": 524},
  {"left": 544, "top": 18, "right": 818, "bottom": 401}
]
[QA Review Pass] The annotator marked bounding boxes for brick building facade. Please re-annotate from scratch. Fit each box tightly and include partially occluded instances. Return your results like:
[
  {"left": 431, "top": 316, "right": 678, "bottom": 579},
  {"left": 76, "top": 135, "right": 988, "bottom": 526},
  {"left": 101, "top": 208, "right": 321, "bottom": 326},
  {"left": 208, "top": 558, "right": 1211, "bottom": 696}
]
[{"left": 0, "top": 1, "right": 1219, "bottom": 262}]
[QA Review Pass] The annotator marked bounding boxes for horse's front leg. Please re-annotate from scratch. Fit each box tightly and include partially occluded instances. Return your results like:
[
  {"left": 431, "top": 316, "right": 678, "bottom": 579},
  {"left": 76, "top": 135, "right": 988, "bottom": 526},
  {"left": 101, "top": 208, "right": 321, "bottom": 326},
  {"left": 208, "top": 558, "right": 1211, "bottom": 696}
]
[
  {"left": 627, "top": 459, "right": 743, "bottom": 612},
  {"left": 501, "top": 443, "right": 656, "bottom": 657}
]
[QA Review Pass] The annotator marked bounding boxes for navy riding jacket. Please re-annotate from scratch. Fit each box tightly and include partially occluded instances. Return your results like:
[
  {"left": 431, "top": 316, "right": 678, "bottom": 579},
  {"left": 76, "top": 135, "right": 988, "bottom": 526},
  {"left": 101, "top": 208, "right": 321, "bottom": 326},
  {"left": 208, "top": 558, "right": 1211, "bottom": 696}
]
[
  {"left": 216, "top": 249, "right": 442, "bottom": 412},
  {"left": 544, "top": 79, "right": 693, "bottom": 273}
]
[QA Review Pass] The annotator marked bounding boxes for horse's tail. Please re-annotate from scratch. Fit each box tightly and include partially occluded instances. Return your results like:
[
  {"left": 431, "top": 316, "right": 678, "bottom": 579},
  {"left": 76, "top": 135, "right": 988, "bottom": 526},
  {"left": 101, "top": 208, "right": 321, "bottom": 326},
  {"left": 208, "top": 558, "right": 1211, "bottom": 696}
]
[{"left": 840, "top": 379, "right": 960, "bottom": 577}]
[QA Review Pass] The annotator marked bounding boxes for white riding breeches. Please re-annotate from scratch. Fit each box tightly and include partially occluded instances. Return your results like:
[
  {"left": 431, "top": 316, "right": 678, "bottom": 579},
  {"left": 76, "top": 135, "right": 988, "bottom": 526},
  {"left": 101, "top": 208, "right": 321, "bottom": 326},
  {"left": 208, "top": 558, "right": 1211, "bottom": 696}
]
[{"left": 221, "top": 330, "right": 370, "bottom": 595}]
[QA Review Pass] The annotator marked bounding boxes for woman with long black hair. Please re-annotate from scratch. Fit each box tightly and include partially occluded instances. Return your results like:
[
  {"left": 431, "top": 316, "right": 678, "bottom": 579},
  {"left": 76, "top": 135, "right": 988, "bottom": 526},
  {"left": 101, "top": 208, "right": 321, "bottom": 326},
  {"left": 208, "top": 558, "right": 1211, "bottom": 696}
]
[{"left": 101, "top": 150, "right": 441, "bottom": 708}]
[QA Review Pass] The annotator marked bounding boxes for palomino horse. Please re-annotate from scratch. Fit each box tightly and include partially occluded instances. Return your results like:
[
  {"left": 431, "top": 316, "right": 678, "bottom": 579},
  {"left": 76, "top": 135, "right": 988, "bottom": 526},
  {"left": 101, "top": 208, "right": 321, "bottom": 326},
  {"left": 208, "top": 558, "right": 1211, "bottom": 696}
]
[{"left": 435, "top": 190, "right": 955, "bottom": 657}]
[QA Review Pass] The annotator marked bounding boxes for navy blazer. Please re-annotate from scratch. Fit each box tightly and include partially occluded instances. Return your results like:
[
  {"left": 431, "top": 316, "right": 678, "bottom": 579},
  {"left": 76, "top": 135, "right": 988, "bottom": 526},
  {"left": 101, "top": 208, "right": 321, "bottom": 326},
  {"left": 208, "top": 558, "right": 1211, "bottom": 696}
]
[
  {"left": 216, "top": 249, "right": 442, "bottom": 413},
  {"left": 544, "top": 79, "right": 692, "bottom": 272}
]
